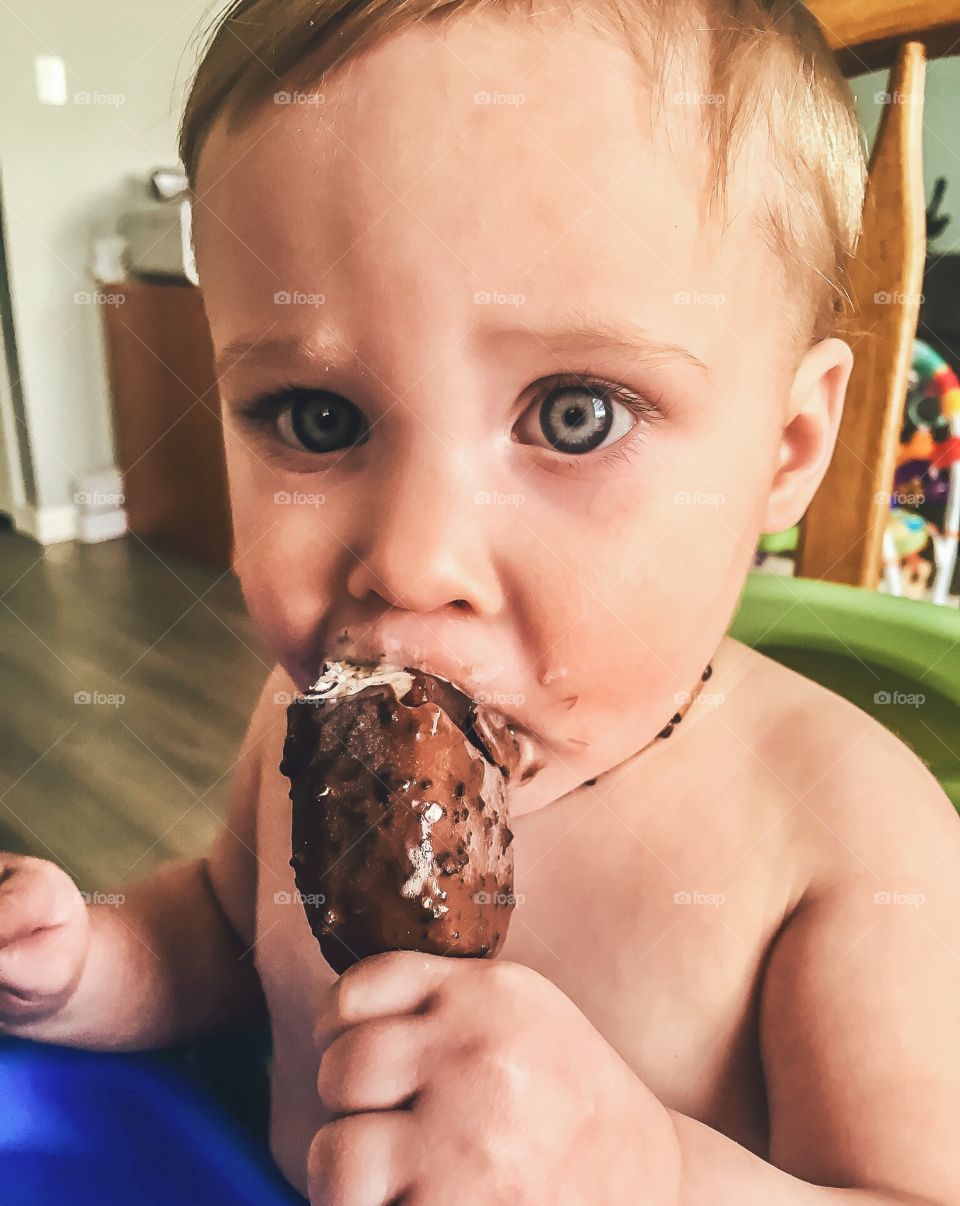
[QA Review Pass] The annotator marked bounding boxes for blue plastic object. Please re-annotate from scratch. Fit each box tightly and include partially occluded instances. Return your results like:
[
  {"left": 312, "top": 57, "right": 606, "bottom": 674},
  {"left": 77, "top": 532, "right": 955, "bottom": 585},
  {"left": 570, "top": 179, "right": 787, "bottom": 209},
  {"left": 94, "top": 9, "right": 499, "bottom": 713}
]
[{"left": 0, "top": 1037, "right": 307, "bottom": 1205}]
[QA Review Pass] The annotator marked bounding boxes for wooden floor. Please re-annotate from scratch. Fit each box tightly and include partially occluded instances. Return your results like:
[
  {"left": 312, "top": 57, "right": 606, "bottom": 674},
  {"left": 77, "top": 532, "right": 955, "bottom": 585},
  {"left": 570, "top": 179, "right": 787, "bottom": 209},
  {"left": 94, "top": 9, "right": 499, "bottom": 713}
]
[{"left": 0, "top": 528, "right": 270, "bottom": 890}]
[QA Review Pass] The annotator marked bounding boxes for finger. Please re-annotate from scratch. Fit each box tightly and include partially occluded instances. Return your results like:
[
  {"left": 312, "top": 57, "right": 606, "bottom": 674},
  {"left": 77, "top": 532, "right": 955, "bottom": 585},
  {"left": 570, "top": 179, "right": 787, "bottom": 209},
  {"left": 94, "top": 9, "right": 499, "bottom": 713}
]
[
  {"left": 0, "top": 927, "right": 87, "bottom": 1024},
  {"left": 318, "top": 1014, "right": 429, "bottom": 1115},
  {"left": 0, "top": 924, "right": 84, "bottom": 994},
  {"left": 0, "top": 858, "right": 79, "bottom": 948},
  {"left": 315, "top": 951, "right": 455, "bottom": 1051},
  {"left": 307, "top": 1111, "right": 417, "bottom": 1206}
]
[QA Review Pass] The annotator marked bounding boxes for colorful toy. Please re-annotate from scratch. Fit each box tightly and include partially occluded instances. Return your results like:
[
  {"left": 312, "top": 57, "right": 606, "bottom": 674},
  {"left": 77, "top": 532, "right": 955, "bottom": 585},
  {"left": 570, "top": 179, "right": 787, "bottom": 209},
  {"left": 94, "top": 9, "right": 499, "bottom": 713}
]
[
  {"left": 885, "top": 340, "right": 960, "bottom": 605},
  {"left": 882, "top": 508, "right": 935, "bottom": 598}
]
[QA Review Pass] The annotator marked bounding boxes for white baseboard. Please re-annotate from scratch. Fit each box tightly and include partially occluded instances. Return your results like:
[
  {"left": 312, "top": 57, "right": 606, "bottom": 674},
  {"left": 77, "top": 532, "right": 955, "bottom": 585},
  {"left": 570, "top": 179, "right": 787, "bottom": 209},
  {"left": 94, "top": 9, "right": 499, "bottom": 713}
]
[
  {"left": 11, "top": 502, "right": 129, "bottom": 546},
  {"left": 77, "top": 508, "right": 127, "bottom": 543},
  {"left": 11, "top": 502, "right": 78, "bottom": 545},
  {"left": 9, "top": 465, "right": 131, "bottom": 547}
]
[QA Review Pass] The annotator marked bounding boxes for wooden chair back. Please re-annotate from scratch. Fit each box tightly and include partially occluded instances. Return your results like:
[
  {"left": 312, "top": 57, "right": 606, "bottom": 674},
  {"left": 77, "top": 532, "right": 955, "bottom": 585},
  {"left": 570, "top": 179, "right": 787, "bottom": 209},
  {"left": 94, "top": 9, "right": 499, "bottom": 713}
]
[{"left": 799, "top": 1, "right": 960, "bottom": 587}]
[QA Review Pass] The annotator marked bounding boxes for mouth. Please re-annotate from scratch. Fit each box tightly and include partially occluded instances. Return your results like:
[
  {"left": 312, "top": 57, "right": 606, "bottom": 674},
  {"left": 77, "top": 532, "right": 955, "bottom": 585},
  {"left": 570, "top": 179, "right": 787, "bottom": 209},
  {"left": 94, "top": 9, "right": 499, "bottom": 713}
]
[
  {"left": 306, "top": 636, "right": 504, "bottom": 704},
  {"left": 304, "top": 655, "right": 544, "bottom": 785}
]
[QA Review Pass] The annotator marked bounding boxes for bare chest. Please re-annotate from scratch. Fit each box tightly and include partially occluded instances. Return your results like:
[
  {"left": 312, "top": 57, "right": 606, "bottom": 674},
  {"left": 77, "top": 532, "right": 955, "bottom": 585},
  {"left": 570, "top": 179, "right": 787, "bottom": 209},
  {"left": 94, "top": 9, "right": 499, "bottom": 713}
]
[{"left": 253, "top": 762, "right": 783, "bottom": 1192}]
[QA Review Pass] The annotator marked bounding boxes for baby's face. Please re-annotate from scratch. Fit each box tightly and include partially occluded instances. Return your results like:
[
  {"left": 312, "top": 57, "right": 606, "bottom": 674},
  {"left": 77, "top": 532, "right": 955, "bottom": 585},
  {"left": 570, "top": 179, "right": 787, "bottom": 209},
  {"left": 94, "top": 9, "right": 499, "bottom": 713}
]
[{"left": 194, "top": 15, "right": 809, "bottom": 810}]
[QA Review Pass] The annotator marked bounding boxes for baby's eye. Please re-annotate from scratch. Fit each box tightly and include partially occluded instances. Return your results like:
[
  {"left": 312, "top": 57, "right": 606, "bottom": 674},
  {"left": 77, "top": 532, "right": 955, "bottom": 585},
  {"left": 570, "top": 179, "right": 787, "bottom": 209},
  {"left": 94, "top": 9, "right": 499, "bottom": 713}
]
[
  {"left": 237, "top": 375, "right": 656, "bottom": 460},
  {"left": 513, "top": 376, "right": 651, "bottom": 456},
  {"left": 241, "top": 388, "right": 369, "bottom": 454}
]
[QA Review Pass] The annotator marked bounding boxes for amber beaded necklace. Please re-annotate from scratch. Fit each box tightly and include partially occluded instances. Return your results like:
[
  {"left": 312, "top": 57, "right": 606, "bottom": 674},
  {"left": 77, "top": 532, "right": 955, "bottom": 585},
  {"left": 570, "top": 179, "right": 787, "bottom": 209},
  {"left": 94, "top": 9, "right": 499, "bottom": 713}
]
[
  {"left": 579, "top": 661, "right": 715, "bottom": 788},
  {"left": 656, "top": 661, "right": 714, "bottom": 741}
]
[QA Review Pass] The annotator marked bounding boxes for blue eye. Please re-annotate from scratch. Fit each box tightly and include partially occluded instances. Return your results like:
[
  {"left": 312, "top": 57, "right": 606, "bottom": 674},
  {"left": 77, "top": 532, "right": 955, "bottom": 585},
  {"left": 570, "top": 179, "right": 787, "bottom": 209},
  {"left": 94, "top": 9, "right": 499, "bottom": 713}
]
[
  {"left": 538, "top": 385, "right": 615, "bottom": 453},
  {"left": 235, "top": 374, "right": 659, "bottom": 463},
  {"left": 239, "top": 388, "right": 369, "bottom": 453},
  {"left": 515, "top": 375, "right": 658, "bottom": 457}
]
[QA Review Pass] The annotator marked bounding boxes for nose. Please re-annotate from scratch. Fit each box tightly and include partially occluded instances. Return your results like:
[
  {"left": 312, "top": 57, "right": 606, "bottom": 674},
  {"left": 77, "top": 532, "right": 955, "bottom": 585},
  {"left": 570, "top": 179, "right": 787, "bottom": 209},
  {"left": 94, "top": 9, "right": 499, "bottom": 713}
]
[{"left": 345, "top": 446, "right": 505, "bottom": 617}]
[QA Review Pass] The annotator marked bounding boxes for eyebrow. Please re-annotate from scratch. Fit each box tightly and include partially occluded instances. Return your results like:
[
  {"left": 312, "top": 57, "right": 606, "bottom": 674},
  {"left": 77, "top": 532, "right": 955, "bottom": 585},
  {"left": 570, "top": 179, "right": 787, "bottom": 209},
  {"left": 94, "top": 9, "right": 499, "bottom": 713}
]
[
  {"left": 214, "top": 310, "right": 710, "bottom": 379},
  {"left": 215, "top": 331, "right": 353, "bottom": 379},
  {"left": 492, "top": 309, "right": 711, "bottom": 375}
]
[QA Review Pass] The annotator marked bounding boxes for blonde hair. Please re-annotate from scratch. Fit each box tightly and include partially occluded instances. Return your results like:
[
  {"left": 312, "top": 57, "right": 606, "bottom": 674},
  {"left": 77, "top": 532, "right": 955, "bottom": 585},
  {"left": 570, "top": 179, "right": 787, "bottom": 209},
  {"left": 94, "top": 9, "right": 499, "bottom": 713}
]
[{"left": 179, "top": 0, "right": 867, "bottom": 344}]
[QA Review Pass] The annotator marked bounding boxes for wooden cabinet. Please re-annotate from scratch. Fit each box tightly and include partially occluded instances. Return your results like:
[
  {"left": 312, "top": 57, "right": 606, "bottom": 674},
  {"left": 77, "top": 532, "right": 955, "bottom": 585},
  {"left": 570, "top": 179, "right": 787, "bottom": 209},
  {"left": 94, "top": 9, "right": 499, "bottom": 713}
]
[{"left": 100, "top": 279, "right": 232, "bottom": 567}]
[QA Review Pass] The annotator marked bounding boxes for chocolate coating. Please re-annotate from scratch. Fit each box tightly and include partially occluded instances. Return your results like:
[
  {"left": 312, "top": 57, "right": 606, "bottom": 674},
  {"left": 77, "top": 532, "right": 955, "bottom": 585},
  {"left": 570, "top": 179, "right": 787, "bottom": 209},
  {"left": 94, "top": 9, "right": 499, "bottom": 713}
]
[{"left": 280, "top": 667, "right": 525, "bottom": 975}]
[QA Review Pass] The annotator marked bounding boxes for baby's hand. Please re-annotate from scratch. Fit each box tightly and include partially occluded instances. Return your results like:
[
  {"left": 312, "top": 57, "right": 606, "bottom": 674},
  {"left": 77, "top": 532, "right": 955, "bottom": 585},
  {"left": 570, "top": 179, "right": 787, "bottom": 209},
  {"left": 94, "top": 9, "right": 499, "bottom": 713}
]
[
  {"left": 309, "top": 952, "right": 681, "bottom": 1206},
  {"left": 0, "top": 854, "right": 91, "bottom": 1029}
]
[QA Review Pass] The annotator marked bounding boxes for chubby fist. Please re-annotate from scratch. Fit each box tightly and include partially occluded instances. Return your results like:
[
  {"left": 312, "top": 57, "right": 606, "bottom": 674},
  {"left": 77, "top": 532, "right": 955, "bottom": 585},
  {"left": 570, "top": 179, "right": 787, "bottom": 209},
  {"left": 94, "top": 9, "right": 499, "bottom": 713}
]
[
  {"left": 0, "top": 854, "right": 90, "bottom": 1029},
  {"left": 309, "top": 953, "right": 681, "bottom": 1206}
]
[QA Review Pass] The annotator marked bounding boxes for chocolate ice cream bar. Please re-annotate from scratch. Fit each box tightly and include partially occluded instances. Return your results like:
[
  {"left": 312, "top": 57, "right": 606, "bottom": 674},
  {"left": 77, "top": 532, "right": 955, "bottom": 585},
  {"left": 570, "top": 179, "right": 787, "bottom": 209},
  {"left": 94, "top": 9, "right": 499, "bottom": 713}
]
[{"left": 279, "top": 660, "right": 538, "bottom": 975}]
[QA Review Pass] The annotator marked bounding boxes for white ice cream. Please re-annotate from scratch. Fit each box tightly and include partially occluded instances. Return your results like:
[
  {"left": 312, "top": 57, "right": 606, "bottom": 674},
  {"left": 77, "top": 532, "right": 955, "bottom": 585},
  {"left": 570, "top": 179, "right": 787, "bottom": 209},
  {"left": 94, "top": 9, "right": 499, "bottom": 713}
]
[{"left": 305, "top": 660, "right": 416, "bottom": 702}]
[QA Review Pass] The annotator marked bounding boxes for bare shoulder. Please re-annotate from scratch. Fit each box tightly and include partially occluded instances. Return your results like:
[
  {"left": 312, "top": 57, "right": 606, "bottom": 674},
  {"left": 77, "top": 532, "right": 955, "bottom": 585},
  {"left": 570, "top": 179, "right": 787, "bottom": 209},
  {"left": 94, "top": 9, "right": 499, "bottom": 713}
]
[
  {"left": 725, "top": 636, "right": 959, "bottom": 887},
  {"left": 731, "top": 641, "right": 960, "bottom": 1198}
]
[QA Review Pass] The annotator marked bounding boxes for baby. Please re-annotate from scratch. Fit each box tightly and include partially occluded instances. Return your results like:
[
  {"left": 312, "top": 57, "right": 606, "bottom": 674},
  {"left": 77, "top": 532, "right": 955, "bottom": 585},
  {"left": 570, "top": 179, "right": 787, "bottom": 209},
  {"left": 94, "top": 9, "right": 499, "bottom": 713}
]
[{"left": 3, "top": 1, "right": 959, "bottom": 1203}]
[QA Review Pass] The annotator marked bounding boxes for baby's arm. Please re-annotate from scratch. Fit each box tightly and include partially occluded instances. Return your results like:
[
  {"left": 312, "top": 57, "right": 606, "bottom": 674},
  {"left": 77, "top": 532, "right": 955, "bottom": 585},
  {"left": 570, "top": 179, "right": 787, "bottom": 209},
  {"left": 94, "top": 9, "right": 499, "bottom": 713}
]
[
  {"left": 670, "top": 750, "right": 960, "bottom": 1206},
  {"left": 0, "top": 669, "right": 280, "bottom": 1051}
]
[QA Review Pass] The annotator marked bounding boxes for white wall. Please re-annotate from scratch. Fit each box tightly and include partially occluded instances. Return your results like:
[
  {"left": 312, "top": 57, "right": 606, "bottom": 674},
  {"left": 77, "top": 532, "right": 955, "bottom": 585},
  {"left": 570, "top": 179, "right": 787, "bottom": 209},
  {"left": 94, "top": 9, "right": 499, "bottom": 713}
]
[{"left": 0, "top": 0, "right": 214, "bottom": 535}]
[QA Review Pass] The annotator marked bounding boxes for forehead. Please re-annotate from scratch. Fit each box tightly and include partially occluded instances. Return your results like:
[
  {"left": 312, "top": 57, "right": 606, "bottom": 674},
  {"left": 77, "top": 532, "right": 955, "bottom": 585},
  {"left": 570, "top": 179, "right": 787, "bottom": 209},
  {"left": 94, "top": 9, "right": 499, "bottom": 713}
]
[{"left": 193, "top": 13, "right": 769, "bottom": 369}]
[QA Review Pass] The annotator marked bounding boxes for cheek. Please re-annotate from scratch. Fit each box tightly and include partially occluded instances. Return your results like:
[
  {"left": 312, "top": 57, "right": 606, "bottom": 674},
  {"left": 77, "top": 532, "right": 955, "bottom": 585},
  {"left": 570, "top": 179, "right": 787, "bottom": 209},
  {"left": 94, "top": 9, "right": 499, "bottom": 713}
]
[
  {"left": 642, "top": 392, "right": 777, "bottom": 590},
  {"left": 533, "top": 540, "right": 735, "bottom": 761},
  {"left": 236, "top": 533, "right": 334, "bottom": 683},
  {"left": 641, "top": 440, "right": 769, "bottom": 639},
  {"left": 225, "top": 437, "right": 342, "bottom": 672},
  {"left": 531, "top": 445, "right": 764, "bottom": 742},
  {"left": 503, "top": 501, "right": 677, "bottom": 746},
  {"left": 222, "top": 431, "right": 280, "bottom": 550}
]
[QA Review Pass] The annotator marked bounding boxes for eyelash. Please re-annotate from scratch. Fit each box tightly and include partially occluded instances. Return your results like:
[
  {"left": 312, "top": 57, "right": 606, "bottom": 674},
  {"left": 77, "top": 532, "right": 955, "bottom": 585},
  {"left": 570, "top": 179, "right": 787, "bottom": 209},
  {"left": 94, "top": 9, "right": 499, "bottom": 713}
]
[{"left": 235, "top": 373, "right": 663, "bottom": 470}]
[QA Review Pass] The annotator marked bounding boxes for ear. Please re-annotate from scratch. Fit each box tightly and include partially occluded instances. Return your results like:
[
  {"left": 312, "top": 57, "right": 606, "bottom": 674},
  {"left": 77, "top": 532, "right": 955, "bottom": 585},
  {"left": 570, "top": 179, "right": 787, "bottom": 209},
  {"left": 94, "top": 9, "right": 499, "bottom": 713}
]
[{"left": 763, "top": 336, "right": 855, "bottom": 533}]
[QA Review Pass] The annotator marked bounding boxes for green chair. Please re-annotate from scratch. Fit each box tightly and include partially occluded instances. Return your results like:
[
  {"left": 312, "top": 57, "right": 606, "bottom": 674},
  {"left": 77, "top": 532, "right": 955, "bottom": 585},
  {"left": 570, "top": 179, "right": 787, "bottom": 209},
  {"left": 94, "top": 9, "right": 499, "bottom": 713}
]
[{"left": 729, "top": 573, "right": 960, "bottom": 809}]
